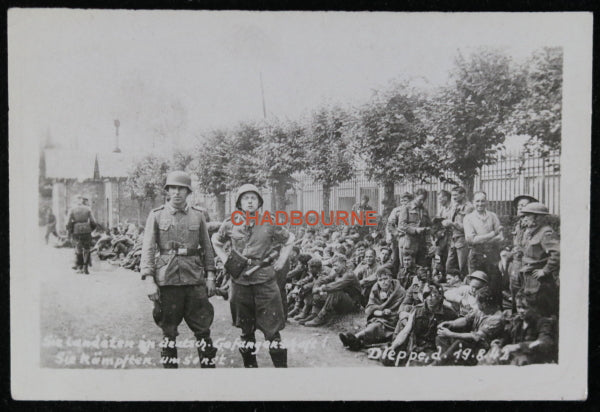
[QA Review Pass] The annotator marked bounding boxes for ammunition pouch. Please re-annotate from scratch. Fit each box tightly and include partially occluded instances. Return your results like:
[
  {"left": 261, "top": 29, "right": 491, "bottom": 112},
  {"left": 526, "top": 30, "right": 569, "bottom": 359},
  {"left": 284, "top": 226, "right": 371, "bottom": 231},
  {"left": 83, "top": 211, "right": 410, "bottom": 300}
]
[{"left": 225, "top": 249, "right": 249, "bottom": 279}]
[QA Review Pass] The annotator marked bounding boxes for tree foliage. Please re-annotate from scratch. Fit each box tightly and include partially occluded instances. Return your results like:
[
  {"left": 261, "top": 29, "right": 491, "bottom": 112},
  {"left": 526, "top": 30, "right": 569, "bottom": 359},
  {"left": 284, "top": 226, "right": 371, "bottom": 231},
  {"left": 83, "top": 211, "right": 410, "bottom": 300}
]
[
  {"left": 304, "top": 107, "right": 355, "bottom": 212},
  {"left": 507, "top": 47, "right": 562, "bottom": 155},
  {"left": 256, "top": 119, "right": 306, "bottom": 209},
  {"left": 427, "top": 48, "right": 526, "bottom": 191},
  {"left": 125, "top": 154, "right": 170, "bottom": 204},
  {"left": 190, "top": 129, "right": 230, "bottom": 196},
  {"left": 225, "top": 121, "right": 265, "bottom": 189}
]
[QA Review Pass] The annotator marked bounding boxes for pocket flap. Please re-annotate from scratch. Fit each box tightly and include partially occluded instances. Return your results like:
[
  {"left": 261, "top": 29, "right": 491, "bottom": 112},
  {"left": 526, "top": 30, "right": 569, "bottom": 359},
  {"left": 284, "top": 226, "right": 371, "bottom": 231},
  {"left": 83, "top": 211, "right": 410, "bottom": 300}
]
[{"left": 188, "top": 224, "right": 200, "bottom": 230}]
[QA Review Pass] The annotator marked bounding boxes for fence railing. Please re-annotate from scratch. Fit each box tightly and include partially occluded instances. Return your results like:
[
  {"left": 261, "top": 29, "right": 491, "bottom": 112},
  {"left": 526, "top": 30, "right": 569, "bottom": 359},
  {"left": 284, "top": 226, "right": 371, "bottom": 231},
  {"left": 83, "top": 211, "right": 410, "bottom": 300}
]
[{"left": 195, "top": 151, "right": 560, "bottom": 219}]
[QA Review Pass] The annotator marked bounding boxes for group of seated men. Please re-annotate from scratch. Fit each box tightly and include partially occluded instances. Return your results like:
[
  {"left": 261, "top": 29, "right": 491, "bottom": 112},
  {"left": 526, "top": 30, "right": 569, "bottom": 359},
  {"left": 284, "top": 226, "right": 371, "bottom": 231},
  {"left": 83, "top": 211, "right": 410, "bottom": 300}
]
[{"left": 281, "top": 187, "right": 559, "bottom": 367}]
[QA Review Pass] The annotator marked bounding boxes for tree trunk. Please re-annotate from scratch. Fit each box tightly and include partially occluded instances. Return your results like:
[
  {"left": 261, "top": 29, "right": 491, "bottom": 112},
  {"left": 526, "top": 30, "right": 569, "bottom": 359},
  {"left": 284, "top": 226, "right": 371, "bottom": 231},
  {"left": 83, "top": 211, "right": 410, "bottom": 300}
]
[
  {"left": 322, "top": 183, "right": 331, "bottom": 214},
  {"left": 270, "top": 183, "right": 278, "bottom": 211},
  {"left": 216, "top": 193, "right": 226, "bottom": 221},
  {"left": 275, "top": 183, "right": 287, "bottom": 212},
  {"left": 462, "top": 175, "right": 475, "bottom": 199},
  {"left": 382, "top": 180, "right": 396, "bottom": 220},
  {"left": 137, "top": 199, "right": 142, "bottom": 226}
]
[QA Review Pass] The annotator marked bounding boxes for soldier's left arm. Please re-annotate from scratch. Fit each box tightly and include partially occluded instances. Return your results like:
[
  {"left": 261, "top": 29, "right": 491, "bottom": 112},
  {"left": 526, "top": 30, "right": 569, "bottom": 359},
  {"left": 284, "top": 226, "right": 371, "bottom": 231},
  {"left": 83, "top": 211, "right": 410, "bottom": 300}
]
[
  {"left": 199, "top": 214, "right": 216, "bottom": 273},
  {"left": 273, "top": 227, "right": 295, "bottom": 271},
  {"left": 541, "top": 228, "right": 560, "bottom": 275}
]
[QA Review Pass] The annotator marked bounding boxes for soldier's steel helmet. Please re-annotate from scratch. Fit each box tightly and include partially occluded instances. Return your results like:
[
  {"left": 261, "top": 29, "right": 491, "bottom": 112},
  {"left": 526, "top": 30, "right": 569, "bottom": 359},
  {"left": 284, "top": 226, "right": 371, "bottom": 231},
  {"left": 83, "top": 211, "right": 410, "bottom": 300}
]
[
  {"left": 468, "top": 270, "right": 489, "bottom": 284},
  {"left": 235, "top": 184, "right": 263, "bottom": 209},
  {"left": 164, "top": 170, "right": 193, "bottom": 192},
  {"left": 521, "top": 202, "right": 550, "bottom": 215},
  {"left": 513, "top": 194, "right": 538, "bottom": 208}
]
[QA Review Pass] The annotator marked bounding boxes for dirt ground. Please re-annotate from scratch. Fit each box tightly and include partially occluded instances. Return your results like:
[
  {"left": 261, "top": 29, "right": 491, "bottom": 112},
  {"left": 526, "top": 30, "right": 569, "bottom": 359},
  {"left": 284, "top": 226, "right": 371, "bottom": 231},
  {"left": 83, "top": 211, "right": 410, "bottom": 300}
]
[{"left": 40, "top": 239, "right": 380, "bottom": 369}]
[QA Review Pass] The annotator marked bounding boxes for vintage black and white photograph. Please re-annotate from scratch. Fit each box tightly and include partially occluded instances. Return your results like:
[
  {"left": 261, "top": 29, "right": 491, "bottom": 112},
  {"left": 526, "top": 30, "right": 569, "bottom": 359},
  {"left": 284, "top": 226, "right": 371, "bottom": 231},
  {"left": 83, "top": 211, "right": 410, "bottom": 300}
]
[{"left": 9, "top": 10, "right": 590, "bottom": 400}]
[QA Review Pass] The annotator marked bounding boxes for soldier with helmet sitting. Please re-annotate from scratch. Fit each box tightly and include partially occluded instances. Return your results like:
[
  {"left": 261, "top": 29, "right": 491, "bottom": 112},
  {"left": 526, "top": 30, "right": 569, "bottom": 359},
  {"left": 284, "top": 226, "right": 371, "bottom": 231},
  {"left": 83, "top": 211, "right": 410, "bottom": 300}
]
[{"left": 140, "top": 170, "right": 218, "bottom": 368}]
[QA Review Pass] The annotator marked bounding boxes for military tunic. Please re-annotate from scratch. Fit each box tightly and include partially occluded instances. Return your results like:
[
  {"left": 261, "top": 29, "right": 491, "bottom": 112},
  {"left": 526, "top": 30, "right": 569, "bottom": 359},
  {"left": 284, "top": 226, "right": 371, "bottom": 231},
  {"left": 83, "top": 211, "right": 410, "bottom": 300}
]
[
  {"left": 214, "top": 216, "right": 291, "bottom": 341},
  {"left": 140, "top": 203, "right": 216, "bottom": 341},
  {"left": 66, "top": 205, "right": 97, "bottom": 268}
]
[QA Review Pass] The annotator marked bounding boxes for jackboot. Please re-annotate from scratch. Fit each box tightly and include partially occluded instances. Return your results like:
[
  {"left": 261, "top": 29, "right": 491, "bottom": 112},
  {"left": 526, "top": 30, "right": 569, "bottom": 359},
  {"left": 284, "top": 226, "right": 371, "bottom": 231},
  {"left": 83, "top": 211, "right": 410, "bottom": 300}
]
[
  {"left": 239, "top": 347, "right": 258, "bottom": 368},
  {"left": 161, "top": 346, "right": 178, "bottom": 369},
  {"left": 269, "top": 347, "right": 288, "bottom": 368},
  {"left": 82, "top": 264, "right": 89, "bottom": 275},
  {"left": 198, "top": 346, "right": 217, "bottom": 368}
]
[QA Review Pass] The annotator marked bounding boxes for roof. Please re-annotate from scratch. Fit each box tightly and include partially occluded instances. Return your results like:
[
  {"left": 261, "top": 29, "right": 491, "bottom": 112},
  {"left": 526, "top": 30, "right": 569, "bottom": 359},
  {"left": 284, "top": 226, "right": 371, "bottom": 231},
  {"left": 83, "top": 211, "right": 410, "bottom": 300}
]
[
  {"left": 44, "top": 149, "right": 135, "bottom": 180},
  {"left": 96, "top": 152, "right": 132, "bottom": 178}
]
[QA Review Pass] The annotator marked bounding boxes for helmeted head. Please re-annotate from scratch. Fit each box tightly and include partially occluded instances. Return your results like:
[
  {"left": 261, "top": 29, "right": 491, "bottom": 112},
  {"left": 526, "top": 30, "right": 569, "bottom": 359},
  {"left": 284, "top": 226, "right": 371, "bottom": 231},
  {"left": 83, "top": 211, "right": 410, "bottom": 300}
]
[
  {"left": 513, "top": 195, "right": 538, "bottom": 216},
  {"left": 235, "top": 183, "right": 263, "bottom": 212},
  {"left": 521, "top": 202, "right": 550, "bottom": 228},
  {"left": 467, "top": 270, "right": 489, "bottom": 295},
  {"left": 164, "top": 171, "right": 192, "bottom": 208},
  {"left": 164, "top": 170, "right": 193, "bottom": 192}
]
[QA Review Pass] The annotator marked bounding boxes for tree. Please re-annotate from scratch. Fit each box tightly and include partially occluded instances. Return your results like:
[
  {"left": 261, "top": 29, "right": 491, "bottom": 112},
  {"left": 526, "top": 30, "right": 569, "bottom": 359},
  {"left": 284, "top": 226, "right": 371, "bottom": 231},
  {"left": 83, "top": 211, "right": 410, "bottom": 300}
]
[
  {"left": 190, "top": 130, "right": 230, "bottom": 220},
  {"left": 170, "top": 150, "right": 194, "bottom": 172},
  {"left": 225, "top": 121, "right": 265, "bottom": 189},
  {"left": 125, "top": 154, "right": 170, "bottom": 224},
  {"left": 352, "top": 81, "right": 437, "bottom": 219},
  {"left": 427, "top": 48, "right": 526, "bottom": 195},
  {"left": 507, "top": 47, "right": 562, "bottom": 156},
  {"left": 304, "top": 107, "right": 354, "bottom": 213},
  {"left": 257, "top": 119, "right": 306, "bottom": 211}
]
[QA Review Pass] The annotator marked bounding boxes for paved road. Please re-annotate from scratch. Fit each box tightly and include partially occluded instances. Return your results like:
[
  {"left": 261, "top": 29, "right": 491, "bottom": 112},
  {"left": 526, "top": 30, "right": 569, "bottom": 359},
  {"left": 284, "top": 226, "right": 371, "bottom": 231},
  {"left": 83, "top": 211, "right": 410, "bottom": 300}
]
[{"left": 40, "top": 242, "right": 378, "bottom": 368}]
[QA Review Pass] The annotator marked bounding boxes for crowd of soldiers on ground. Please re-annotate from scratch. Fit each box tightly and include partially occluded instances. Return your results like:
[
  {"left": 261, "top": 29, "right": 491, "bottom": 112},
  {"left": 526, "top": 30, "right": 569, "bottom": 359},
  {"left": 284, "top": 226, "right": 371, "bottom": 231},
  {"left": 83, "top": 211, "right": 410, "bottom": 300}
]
[{"left": 44, "top": 185, "right": 559, "bottom": 368}]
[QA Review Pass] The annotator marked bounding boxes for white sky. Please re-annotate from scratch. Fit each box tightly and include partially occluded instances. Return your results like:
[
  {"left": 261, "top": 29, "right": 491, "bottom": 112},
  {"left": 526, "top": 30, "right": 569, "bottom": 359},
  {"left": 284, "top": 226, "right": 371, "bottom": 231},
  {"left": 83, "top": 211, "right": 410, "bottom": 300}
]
[{"left": 9, "top": 10, "right": 570, "bottom": 154}]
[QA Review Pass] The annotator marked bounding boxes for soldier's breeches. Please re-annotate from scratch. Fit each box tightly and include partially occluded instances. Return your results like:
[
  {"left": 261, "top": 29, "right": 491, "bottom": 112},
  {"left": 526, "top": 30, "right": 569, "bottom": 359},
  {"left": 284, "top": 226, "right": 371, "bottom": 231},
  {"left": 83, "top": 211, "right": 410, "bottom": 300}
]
[
  {"left": 230, "top": 280, "right": 285, "bottom": 341},
  {"left": 74, "top": 234, "right": 92, "bottom": 265},
  {"left": 158, "top": 285, "right": 214, "bottom": 340},
  {"left": 318, "top": 291, "right": 359, "bottom": 318}
]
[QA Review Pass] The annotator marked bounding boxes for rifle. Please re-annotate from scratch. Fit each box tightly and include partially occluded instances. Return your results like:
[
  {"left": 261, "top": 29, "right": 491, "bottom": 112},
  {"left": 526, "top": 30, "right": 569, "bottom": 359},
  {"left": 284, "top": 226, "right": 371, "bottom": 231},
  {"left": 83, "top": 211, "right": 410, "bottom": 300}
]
[{"left": 244, "top": 249, "right": 280, "bottom": 276}]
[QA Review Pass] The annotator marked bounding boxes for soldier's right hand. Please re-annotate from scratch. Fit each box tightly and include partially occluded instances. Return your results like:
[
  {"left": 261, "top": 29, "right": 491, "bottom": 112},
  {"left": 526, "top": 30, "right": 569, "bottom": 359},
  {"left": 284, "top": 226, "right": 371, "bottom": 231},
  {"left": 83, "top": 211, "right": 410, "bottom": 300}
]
[{"left": 144, "top": 277, "right": 160, "bottom": 302}]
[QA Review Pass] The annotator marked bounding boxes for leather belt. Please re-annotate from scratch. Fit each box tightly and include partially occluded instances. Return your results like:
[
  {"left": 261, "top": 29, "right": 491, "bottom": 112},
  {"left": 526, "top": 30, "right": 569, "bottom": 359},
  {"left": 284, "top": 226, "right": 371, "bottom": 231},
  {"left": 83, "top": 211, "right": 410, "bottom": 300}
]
[
  {"left": 160, "top": 248, "right": 200, "bottom": 256},
  {"left": 246, "top": 258, "right": 262, "bottom": 266}
]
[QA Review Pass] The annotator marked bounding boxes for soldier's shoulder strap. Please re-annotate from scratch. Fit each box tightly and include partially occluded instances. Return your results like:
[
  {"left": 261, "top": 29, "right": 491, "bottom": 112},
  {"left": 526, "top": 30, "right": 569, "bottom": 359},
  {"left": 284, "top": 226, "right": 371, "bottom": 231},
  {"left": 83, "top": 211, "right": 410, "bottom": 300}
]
[
  {"left": 151, "top": 205, "right": 165, "bottom": 213},
  {"left": 191, "top": 205, "right": 211, "bottom": 221}
]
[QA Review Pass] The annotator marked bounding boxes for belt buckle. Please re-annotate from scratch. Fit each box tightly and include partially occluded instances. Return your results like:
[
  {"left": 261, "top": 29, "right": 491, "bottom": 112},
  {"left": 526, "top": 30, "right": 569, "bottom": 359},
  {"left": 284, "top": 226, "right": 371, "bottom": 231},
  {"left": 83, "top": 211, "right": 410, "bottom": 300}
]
[{"left": 177, "top": 248, "right": 188, "bottom": 256}]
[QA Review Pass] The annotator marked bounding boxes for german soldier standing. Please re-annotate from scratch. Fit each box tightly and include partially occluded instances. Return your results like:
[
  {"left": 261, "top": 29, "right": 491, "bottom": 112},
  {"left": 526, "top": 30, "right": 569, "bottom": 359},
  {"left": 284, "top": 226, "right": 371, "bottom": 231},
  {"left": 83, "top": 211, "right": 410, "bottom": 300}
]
[
  {"left": 140, "top": 171, "right": 217, "bottom": 368},
  {"left": 212, "top": 184, "right": 295, "bottom": 368},
  {"left": 66, "top": 195, "right": 97, "bottom": 274}
]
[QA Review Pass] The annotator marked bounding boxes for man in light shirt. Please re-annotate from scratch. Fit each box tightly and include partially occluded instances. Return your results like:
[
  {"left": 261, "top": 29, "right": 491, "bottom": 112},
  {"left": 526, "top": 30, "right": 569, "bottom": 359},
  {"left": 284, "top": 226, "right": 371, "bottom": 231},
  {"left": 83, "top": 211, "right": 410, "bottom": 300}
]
[{"left": 463, "top": 191, "right": 504, "bottom": 306}]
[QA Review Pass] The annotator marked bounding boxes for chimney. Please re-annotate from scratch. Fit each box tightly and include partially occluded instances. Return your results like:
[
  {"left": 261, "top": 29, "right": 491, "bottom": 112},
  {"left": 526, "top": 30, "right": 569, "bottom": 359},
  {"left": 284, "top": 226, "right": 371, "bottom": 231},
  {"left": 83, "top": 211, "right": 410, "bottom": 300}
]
[{"left": 113, "top": 119, "right": 121, "bottom": 153}]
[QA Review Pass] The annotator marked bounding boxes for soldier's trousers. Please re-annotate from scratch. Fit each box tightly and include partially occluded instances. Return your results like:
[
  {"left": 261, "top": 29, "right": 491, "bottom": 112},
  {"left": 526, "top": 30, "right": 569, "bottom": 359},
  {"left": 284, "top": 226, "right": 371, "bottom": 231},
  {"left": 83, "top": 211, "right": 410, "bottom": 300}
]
[
  {"left": 158, "top": 285, "right": 214, "bottom": 341},
  {"left": 73, "top": 234, "right": 92, "bottom": 266},
  {"left": 230, "top": 279, "right": 285, "bottom": 341},
  {"left": 446, "top": 243, "right": 469, "bottom": 279},
  {"left": 317, "top": 291, "right": 360, "bottom": 319}
]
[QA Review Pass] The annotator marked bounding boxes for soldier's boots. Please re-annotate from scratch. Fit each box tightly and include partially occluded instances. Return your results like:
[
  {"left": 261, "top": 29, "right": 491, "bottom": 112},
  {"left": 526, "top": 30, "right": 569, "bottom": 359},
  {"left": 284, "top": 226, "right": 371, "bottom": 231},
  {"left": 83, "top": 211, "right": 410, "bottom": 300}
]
[
  {"left": 344, "top": 333, "right": 364, "bottom": 351},
  {"left": 269, "top": 347, "right": 288, "bottom": 368},
  {"left": 305, "top": 314, "right": 329, "bottom": 327},
  {"left": 215, "top": 287, "right": 229, "bottom": 301},
  {"left": 198, "top": 346, "right": 218, "bottom": 368},
  {"left": 293, "top": 306, "right": 312, "bottom": 321},
  {"left": 287, "top": 304, "right": 302, "bottom": 318},
  {"left": 298, "top": 312, "right": 318, "bottom": 325},
  {"left": 161, "top": 346, "right": 178, "bottom": 369},
  {"left": 82, "top": 265, "right": 89, "bottom": 275},
  {"left": 239, "top": 347, "right": 258, "bottom": 368}
]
